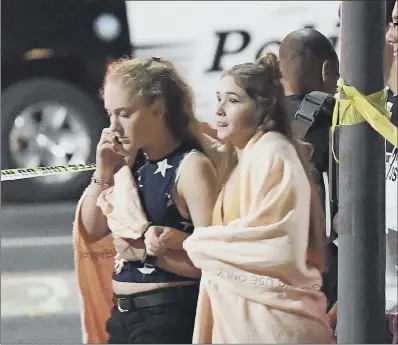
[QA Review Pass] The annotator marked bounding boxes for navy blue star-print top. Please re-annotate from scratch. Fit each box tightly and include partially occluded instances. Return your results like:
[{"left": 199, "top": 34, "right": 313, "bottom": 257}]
[{"left": 112, "top": 143, "right": 201, "bottom": 284}]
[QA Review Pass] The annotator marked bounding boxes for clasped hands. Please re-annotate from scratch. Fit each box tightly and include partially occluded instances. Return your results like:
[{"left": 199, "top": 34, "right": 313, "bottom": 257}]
[{"left": 113, "top": 225, "right": 190, "bottom": 261}]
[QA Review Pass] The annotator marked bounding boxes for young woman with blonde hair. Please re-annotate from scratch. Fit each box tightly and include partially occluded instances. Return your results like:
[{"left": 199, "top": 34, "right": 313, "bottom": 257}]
[{"left": 75, "top": 56, "right": 219, "bottom": 344}]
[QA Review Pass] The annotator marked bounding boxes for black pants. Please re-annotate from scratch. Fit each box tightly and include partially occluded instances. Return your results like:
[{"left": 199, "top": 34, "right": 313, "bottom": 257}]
[{"left": 106, "top": 284, "right": 199, "bottom": 344}]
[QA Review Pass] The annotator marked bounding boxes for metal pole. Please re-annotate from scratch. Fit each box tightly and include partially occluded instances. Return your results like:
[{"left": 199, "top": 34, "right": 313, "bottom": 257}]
[{"left": 338, "top": 1, "right": 386, "bottom": 343}]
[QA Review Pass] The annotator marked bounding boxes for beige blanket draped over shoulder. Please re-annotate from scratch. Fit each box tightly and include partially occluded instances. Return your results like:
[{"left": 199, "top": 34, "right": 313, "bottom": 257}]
[
  {"left": 72, "top": 134, "right": 233, "bottom": 344},
  {"left": 183, "top": 131, "right": 335, "bottom": 344}
]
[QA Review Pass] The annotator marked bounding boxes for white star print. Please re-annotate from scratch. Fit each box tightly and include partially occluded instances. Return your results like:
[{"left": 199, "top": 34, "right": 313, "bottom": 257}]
[
  {"left": 181, "top": 221, "right": 192, "bottom": 231},
  {"left": 153, "top": 159, "right": 173, "bottom": 177},
  {"left": 137, "top": 266, "right": 156, "bottom": 275}
]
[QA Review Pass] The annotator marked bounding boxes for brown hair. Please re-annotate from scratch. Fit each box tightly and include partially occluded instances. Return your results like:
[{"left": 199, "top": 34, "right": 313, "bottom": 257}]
[
  {"left": 223, "top": 52, "right": 326, "bottom": 271},
  {"left": 102, "top": 56, "right": 204, "bottom": 152}
]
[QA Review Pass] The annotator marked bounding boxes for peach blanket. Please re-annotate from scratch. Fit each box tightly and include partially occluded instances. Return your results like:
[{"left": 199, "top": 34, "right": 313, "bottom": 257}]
[{"left": 183, "top": 131, "right": 335, "bottom": 343}]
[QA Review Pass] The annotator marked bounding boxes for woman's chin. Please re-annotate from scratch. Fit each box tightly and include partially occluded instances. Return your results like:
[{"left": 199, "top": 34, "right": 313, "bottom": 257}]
[{"left": 123, "top": 143, "right": 138, "bottom": 155}]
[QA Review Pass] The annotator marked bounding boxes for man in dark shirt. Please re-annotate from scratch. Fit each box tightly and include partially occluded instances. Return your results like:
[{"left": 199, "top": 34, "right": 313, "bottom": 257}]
[
  {"left": 279, "top": 28, "right": 339, "bottom": 103},
  {"left": 279, "top": 29, "right": 339, "bottom": 192},
  {"left": 278, "top": 28, "right": 340, "bottom": 310}
]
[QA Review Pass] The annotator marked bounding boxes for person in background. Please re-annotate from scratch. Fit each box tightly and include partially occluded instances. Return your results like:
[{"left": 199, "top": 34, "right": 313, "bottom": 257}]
[
  {"left": 278, "top": 28, "right": 339, "bottom": 204},
  {"left": 385, "top": 1, "right": 398, "bottom": 342},
  {"left": 76, "top": 56, "right": 219, "bottom": 344},
  {"left": 278, "top": 28, "right": 340, "bottom": 312}
]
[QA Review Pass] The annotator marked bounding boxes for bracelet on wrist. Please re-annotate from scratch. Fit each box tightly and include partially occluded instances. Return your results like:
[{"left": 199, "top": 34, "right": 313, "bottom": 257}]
[{"left": 91, "top": 174, "right": 112, "bottom": 188}]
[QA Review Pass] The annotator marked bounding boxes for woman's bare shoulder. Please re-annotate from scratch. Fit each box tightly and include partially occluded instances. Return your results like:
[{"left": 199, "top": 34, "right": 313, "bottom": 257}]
[{"left": 178, "top": 151, "right": 217, "bottom": 184}]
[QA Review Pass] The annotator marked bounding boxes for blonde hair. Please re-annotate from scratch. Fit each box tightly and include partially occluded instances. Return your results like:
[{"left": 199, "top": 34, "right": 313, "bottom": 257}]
[{"left": 103, "top": 56, "right": 204, "bottom": 152}]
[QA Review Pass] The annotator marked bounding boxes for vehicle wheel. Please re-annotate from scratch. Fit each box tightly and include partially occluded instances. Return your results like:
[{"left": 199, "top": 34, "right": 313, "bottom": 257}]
[{"left": 1, "top": 78, "right": 106, "bottom": 203}]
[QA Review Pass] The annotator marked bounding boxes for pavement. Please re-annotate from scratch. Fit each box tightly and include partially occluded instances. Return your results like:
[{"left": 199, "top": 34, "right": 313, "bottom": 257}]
[{"left": 1, "top": 202, "right": 82, "bottom": 344}]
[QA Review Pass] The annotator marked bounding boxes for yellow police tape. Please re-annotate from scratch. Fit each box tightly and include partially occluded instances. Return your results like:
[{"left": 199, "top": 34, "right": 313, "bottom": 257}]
[
  {"left": 1, "top": 163, "right": 96, "bottom": 182},
  {"left": 2, "top": 77, "right": 397, "bottom": 181},
  {"left": 332, "top": 77, "right": 398, "bottom": 162}
]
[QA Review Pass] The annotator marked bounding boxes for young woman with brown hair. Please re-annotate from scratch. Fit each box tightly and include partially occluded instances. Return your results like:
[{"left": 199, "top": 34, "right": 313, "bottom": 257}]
[{"left": 183, "top": 53, "right": 334, "bottom": 343}]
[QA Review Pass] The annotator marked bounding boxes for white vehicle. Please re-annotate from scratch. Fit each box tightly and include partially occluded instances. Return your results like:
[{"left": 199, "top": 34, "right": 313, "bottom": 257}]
[{"left": 126, "top": 1, "right": 341, "bottom": 124}]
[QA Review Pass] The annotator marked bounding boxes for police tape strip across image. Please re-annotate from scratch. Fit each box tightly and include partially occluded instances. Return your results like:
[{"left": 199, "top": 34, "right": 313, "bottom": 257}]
[{"left": 1, "top": 163, "right": 97, "bottom": 182}]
